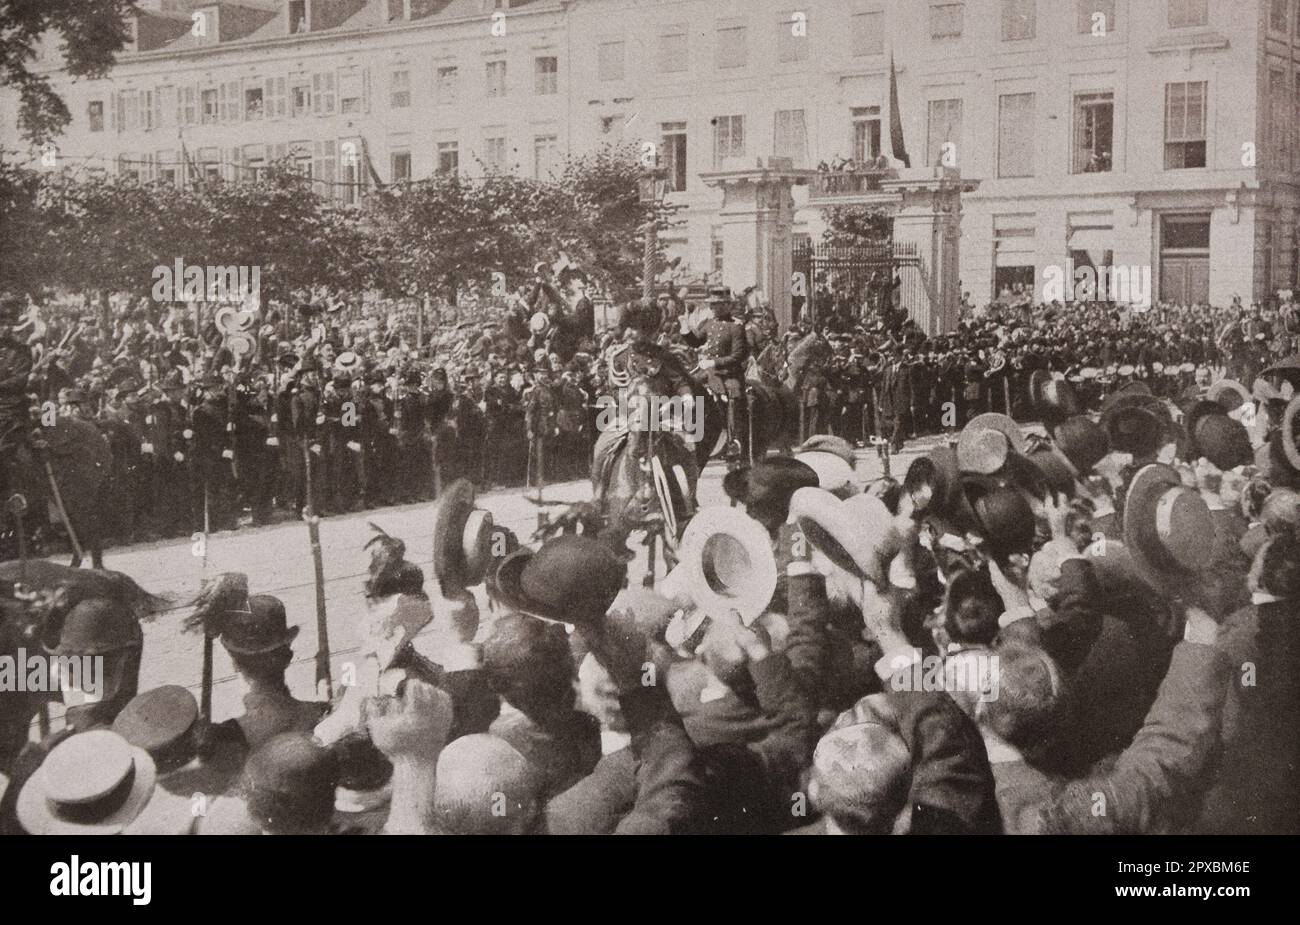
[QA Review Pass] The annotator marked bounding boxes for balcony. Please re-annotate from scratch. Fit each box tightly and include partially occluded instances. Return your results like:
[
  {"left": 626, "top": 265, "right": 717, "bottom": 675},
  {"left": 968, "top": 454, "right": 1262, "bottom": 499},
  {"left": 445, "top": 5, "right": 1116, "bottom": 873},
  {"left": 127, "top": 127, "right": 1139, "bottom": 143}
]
[{"left": 810, "top": 167, "right": 897, "bottom": 200}]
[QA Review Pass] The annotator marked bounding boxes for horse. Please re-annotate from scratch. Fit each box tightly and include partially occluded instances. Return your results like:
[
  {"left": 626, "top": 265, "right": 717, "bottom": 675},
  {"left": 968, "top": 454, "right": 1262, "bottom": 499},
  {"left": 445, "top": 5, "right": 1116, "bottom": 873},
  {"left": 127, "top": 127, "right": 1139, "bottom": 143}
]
[
  {"left": 0, "top": 560, "right": 169, "bottom": 771},
  {"left": 1, "top": 417, "right": 113, "bottom": 569},
  {"left": 623, "top": 339, "right": 798, "bottom": 471}
]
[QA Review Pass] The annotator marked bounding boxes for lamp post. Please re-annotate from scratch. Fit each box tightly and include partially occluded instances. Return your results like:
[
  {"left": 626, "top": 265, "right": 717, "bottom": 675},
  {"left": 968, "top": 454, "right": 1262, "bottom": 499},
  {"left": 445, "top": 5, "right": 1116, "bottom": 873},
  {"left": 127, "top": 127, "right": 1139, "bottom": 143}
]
[{"left": 638, "top": 164, "right": 669, "bottom": 302}]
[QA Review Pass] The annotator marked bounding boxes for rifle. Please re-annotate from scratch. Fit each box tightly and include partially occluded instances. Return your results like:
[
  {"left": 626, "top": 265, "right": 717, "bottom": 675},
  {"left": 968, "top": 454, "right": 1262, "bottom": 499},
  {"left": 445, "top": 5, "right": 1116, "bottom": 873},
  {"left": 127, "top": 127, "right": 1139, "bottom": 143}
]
[{"left": 301, "top": 419, "right": 333, "bottom": 701}]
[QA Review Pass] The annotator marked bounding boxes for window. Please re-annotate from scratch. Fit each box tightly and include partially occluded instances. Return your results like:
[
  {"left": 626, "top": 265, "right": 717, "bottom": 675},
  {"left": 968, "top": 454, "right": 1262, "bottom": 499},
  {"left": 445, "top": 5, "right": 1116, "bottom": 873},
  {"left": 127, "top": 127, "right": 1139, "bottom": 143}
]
[
  {"left": 390, "top": 69, "right": 410, "bottom": 108},
  {"left": 156, "top": 150, "right": 178, "bottom": 186},
  {"left": 339, "top": 70, "right": 364, "bottom": 114},
  {"left": 852, "top": 12, "right": 884, "bottom": 56},
  {"left": 436, "top": 66, "right": 459, "bottom": 105},
  {"left": 243, "top": 144, "right": 266, "bottom": 181},
  {"left": 713, "top": 115, "right": 745, "bottom": 167},
  {"left": 1164, "top": 81, "right": 1207, "bottom": 169},
  {"left": 777, "top": 11, "right": 808, "bottom": 63},
  {"left": 716, "top": 22, "right": 747, "bottom": 69},
  {"left": 1272, "top": 0, "right": 1290, "bottom": 33},
  {"left": 931, "top": 3, "right": 963, "bottom": 39},
  {"left": 289, "top": 141, "right": 312, "bottom": 177},
  {"left": 340, "top": 140, "right": 366, "bottom": 205},
  {"left": 290, "top": 81, "right": 310, "bottom": 117},
  {"left": 482, "top": 134, "right": 507, "bottom": 171},
  {"left": 1167, "top": 0, "right": 1207, "bottom": 28},
  {"left": 1078, "top": 0, "right": 1115, "bottom": 33},
  {"left": 1270, "top": 69, "right": 1288, "bottom": 167},
  {"left": 997, "top": 92, "right": 1036, "bottom": 177},
  {"left": 486, "top": 60, "right": 506, "bottom": 98},
  {"left": 658, "top": 24, "right": 688, "bottom": 73},
  {"left": 662, "top": 122, "right": 687, "bottom": 191},
  {"left": 142, "top": 89, "right": 156, "bottom": 131},
  {"left": 852, "top": 106, "right": 881, "bottom": 163},
  {"left": 774, "top": 109, "right": 808, "bottom": 166},
  {"left": 598, "top": 41, "right": 625, "bottom": 82},
  {"left": 391, "top": 150, "right": 411, "bottom": 183},
  {"left": 533, "top": 133, "right": 558, "bottom": 178},
  {"left": 437, "top": 140, "right": 459, "bottom": 175},
  {"left": 1072, "top": 92, "right": 1113, "bottom": 173},
  {"left": 201, "top": 88, "right": 218, "bottom": 124},
  {"left": 265, "top": 77, "right": 286, "bottom": 119},
  {"left": 245, "top": 85, "right": 264, "bottom": 119},
  {"left": 927, "top": 99, "right": 962, "bottom": 167},
  {"left": 535, "top": 56, "right": 557, "bottom": 95},
  {"left": 88, "top": 100, "right": 104, "bottom": 132},
  {"left": 289, "top": 0, "right": 308, "bottom": 34},
  {"left": 180, "top": 86, "right": 197, "bottom": 125},
  {"left": 312, "top": 72, "right": 335, "bottom": 114},
  {"left": 1001, "top": 0, "right": 1035, "bottom": 41},
  {"left": 313, "top": 141, "right": 337, "bottom": 199},
  {"left": 199, "top": 147, "right": 221, "bottom": 182}
]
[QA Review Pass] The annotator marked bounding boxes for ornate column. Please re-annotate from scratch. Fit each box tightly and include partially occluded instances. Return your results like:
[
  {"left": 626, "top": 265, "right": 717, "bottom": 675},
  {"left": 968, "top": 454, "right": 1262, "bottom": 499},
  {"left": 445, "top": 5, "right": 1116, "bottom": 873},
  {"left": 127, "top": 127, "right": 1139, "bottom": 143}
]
[{"left": 700, "top": 158, "right": 818, "bottom": 330}]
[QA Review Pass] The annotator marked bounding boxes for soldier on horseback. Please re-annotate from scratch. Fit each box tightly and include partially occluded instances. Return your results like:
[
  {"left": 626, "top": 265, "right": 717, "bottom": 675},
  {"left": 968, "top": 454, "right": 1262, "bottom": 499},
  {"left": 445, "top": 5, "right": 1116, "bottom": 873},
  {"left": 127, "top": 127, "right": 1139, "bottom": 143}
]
[{"left": 681, "top": 287, "right": 749, "bottom": 459}]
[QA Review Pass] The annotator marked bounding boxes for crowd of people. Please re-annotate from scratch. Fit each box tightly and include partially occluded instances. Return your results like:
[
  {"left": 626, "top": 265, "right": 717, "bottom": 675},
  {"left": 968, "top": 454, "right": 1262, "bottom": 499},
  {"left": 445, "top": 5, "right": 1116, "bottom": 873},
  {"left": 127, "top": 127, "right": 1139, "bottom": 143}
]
[
  {"left": 2, "top": 296, "right": 1298, "bottom": 832},
  {"left": 3, "top": 266, "right": 1300, "bottom": 554}
]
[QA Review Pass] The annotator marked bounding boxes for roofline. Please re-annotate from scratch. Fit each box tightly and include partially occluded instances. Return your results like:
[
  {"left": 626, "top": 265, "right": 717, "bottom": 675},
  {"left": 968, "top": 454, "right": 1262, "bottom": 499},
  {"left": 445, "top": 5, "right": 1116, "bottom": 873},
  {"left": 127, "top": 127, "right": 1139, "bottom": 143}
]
[{"left": 34, "top": 0, "right": 572, "bottom": 77}]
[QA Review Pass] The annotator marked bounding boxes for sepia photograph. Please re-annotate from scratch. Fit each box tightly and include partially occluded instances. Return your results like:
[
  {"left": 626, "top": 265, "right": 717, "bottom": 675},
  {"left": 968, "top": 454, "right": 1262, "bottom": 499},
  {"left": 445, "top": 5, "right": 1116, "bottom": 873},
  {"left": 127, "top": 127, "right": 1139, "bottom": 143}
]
[{"left": 0, "top": 0, "right": 1292, "bottom": 892}]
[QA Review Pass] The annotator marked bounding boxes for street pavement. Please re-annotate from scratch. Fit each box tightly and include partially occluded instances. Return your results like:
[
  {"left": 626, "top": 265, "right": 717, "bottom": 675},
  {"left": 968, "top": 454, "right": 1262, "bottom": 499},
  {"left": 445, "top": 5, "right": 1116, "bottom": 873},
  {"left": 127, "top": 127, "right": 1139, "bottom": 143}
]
[{"left": 37, "top": 434, "right": 954, "bottom": 726}]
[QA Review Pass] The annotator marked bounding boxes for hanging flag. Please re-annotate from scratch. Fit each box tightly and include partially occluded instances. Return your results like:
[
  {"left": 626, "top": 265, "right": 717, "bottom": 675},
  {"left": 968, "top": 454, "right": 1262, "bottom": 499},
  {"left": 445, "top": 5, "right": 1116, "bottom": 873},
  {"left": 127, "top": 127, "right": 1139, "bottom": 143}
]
[
  {"left": 889, "top": 53, "right": 911, "bottom": 168},
  {"left": 361, "top": 137, "right": 386, "bottom": 191}
]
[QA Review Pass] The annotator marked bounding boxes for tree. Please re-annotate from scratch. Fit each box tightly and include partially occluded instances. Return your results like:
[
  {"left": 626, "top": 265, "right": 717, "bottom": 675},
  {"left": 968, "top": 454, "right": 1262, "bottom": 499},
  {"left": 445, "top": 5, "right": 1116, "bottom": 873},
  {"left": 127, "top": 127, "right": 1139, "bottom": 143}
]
[
  {"left": 0, "top": 1, "right": 139, "bottom": 147},
  {"left": 820, "top": 204, "right": 891, "bottom": 248}
]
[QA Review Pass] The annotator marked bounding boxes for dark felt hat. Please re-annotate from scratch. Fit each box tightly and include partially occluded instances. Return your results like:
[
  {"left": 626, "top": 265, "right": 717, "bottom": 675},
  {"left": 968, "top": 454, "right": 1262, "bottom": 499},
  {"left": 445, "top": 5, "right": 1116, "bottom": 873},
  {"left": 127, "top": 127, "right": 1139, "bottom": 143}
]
[
  {"left": 430, "top": 479, "right": 495, "bottom": 587},
  {"left": 219, "top": 594, "right": 299, "bottom": 655},
  {"left": 111, "top": 685, "right": 200, "bottom": 765},
  {"left": 488, "top": 534, "right": 627, "bottom": 625}
]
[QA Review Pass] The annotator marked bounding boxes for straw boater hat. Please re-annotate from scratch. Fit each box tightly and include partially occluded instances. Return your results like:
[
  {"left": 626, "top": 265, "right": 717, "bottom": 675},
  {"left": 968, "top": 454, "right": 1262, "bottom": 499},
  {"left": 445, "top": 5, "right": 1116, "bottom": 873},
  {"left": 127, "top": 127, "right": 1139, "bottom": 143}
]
[
  {"left": 1282, "top": 396, "right": 1300, "bottom": 473},
  {"left": 677, "top": 505, "right": 778, "bottom": 625},
  {"left": 333, "top": 351, "right": 363, "bottom": 380},
  {"left": 956, "top": 413, "right": 1025, "bottom": 476},
  {"left": 794, "top": 434, "right": 857, "bottom": 492},
  {"left": 1122, "top": 463, "right": 1216, "bottom": 598},
  {"left": 430, "top": 479, "right": 495, "bottom": 588},
  {"left": 1204, "top": 378, "right": 1252, "bottom": 413},
  {"left": 788, "top": 489, "right": 901, "bottom": 589},
  {"left": 529, "top": 312, "right": 551, "bottom": 335},
  {"left": 18, "top": 730, "right": 158, "bottom": 835}
]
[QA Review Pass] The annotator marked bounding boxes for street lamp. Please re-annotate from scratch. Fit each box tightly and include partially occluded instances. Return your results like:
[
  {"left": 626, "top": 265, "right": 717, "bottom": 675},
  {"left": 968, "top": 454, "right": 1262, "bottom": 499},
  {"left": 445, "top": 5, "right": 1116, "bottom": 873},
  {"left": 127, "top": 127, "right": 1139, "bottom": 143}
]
[{"left": 638, "top": 163, "right": 670, "bottom": 301}]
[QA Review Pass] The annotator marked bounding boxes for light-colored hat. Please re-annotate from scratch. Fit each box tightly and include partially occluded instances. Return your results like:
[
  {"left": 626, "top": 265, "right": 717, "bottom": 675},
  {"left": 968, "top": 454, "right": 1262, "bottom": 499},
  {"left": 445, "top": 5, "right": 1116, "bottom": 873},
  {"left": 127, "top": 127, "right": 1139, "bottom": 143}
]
[
  {"left": 18, "top": 730, "right": 158, "bottom": 835},
  {"left": 788, "top": 489, "right": 900, "bottom": 588},
  {"left": 678, "top": 505, "right": 778, "bottom": 625}
]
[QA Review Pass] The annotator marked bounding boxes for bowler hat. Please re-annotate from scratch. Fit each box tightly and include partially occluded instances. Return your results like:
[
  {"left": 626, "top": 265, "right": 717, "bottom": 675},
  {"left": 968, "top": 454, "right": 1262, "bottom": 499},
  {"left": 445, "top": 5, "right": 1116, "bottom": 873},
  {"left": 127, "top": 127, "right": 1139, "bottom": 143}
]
[
  {"left": 488, "top": 534, "right": 627, "bottom": 625},
  {"left": 957, "top": 414, "right": 1025, "bottom": 475},
  {"left": 430, "top": 479, "right": 495, "bottom": 588},
  {"left": 723, "top": 456, "right": 820, "bottom": 526},
  {"left": 963, "top": 477, "right": 1036, "bottom": 559},
  {"left": 1193, "top": 413, "right": 1253, "bottom": 471},
  {"left": 17, "top": 730, "right": 157, "bottom": 835},
  {"left": 1123, "top": 464, "right": 1215, "bottom": 597},
  {"left": 1052, "top": 415, "right": 1109, "bottom": 475},
  {"left": 1106, "top": 405, "right": 1162, "bottom": 458},
  {"left": 242, "top": 732, "right": 339, "bottom": 834},
  {"left": 220, "top": 594, "right": 299, "bottom": 655}
]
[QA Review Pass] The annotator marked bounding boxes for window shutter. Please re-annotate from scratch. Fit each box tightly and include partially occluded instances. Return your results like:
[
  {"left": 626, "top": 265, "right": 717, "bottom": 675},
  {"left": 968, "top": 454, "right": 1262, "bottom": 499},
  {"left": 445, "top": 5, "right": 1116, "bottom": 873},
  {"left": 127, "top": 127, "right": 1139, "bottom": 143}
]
[
  {"left": 227, "top": 146, "right": 241, "bottom": 181},
  {"left": 324, "top": 73, "right": 335, "bottom": 113},
  {"left": 112, "top": 92, "right": 121, "bottom": 133},
  {"left": 315, "top": 139, "right": 337, "bottom": 199},
  {"left": 362, "top": 68, "right": 371, "bottom": 113},
  {"left": 313, "top": 74, "right": 323, "bottom": 115}
]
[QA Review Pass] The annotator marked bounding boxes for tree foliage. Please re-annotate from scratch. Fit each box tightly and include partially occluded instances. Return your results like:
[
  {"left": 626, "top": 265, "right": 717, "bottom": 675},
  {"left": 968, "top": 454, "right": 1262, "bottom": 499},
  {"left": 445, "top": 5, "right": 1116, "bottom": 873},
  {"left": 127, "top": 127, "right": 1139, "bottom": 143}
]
[
  {"left": 820, "top": 204, "right": 891, "bottom": 247},
  {"left": 0, "top": 0, "right": 138, "bottom": 146}
]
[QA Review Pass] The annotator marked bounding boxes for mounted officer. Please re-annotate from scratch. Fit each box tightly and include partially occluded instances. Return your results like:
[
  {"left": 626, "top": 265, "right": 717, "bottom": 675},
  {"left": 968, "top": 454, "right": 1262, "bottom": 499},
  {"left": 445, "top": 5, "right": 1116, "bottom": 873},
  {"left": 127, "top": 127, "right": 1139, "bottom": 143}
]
[{"left": 682, "top": 287, "right": 749, "bottom": 458}]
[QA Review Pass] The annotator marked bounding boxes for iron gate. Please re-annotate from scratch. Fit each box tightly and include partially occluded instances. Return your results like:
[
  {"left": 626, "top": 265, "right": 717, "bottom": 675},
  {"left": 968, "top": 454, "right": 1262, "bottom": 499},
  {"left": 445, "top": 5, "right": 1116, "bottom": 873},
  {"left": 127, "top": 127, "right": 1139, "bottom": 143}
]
[{"left": 792, "top": 240, "right": 924, "bottom": 328}]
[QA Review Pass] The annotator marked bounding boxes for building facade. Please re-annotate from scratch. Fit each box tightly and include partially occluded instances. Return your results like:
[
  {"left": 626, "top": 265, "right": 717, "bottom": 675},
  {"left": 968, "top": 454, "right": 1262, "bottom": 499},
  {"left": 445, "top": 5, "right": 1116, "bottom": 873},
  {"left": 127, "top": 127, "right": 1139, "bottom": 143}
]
[{"left": 3, "top": 0, "right": 1299, "bottom": 308}]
